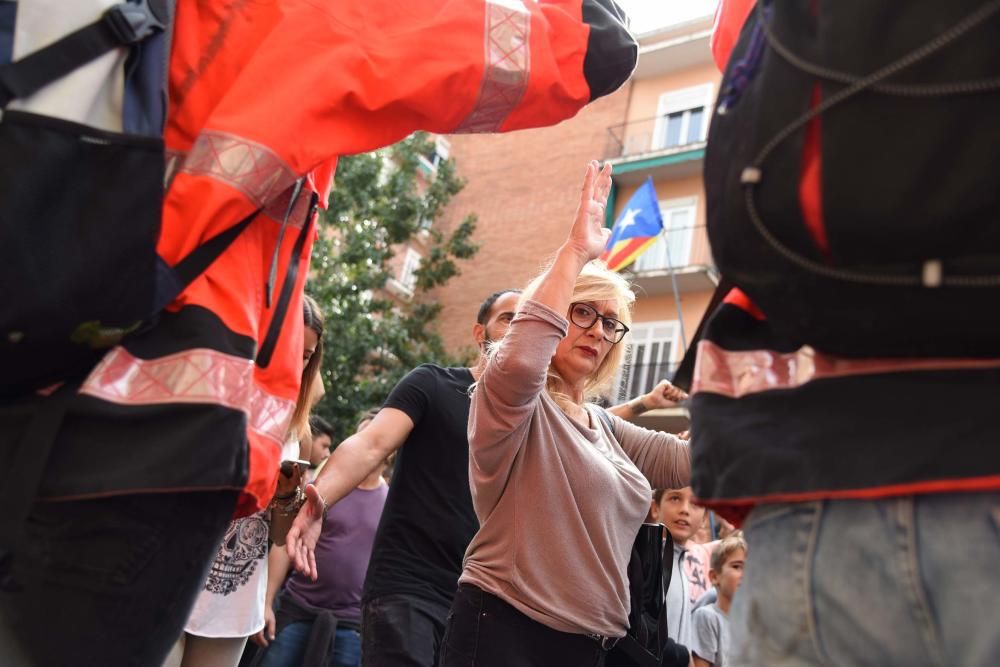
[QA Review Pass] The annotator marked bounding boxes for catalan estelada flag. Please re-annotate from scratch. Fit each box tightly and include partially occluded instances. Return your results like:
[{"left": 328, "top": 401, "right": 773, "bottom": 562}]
[{"left": 600, "top": 178, "right": 663, "bottom": 272}]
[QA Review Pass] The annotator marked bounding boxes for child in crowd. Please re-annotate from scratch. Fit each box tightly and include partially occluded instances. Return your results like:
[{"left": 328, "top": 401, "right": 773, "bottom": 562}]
[
  {"left": 691, "top": 532, "right": 747, "bottom": 667},
  {"left": 651, "top": 486, "right": 716, "bottom": 648}
]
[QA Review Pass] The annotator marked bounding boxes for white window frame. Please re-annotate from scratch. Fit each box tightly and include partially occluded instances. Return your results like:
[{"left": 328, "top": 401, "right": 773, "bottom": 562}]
[
  {"left": 652, "top": 83, "right": 714, "bottom": 152},
  {"left": 418, "top": 135, "right": 451, "bottom": 173},
  {"left": 398, "top": 248, "right": 422, "bottom": 292},
  {"left": 613, "top": 321, "right": 680, "bottom": 403},
  {"left": 633, "top": 197, "right": 697, "bottom": 272}
]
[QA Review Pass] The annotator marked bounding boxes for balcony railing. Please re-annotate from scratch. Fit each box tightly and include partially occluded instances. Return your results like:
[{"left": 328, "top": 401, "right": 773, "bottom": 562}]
[
  {"left": 613, "top": 361, "right": 681, "bottom": 404},
  {"left": 604, "top": 115, "right": 707, "bottom": 161},
  {"left": 625, "top": 223, "right": 708, "bottom": 273}
]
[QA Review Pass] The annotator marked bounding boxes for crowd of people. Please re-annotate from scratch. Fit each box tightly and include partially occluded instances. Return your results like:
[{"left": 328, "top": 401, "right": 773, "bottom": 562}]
[
  {"left": 219, "top": 162, "right": 736, "bottom": 667},
  {"left": 4, "top": 0, "right": 999, "bottom": 665},
  {"left": 142, "top": 162, "right": 735, "bottom": 667}
]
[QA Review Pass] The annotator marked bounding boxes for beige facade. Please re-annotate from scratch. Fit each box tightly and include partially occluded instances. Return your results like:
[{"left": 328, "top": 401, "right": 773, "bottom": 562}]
[{"left": 430, "top": 15, "right": 719, "bottom": 431}]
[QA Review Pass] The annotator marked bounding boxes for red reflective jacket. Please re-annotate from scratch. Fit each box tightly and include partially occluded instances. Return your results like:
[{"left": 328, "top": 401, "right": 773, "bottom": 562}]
[{"left": 57, "top": 0, "right": 636, "bottom": 516}]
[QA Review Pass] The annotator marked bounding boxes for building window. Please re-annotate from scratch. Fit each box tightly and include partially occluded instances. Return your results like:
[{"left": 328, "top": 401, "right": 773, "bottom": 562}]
[
  {"left": 633, "top": 198, "right": 697, "bottom": 272},
  {"left": 399, "top": 248, "right": 422, "bottom": 292},
  {"left": 614, "top": 321, "right": 680, "bottom": 403},
  {"left": 653, "top": 84, "right": 713, "bottom": 151},
  {"left": 418, "top": 135, "right": 451, "bottom": 172},
  {"left": 418, "top": 210, "right": 434, "bottom": 231}
]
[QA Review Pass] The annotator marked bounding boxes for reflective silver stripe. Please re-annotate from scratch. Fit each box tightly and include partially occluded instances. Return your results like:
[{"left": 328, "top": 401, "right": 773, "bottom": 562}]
[
  {"left": 80, "top": 346, "right": 295, "bottom": 445},
  {"left": 180, "top": 130, "right": 299, "bottom": 209},
  {"left": 166, "top": 144, "right": 310, "bottom": 227},
  {"left": 455, "top": 0, "right": 531, "bottom": 133},
  {"left": 692, "top": 339, "right": 1000, "bottom": 399}
]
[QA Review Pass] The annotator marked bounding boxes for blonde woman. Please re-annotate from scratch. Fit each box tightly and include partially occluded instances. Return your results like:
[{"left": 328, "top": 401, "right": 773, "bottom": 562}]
[{"left": 439, "top": 162, "right": 691, "bottom": 666}]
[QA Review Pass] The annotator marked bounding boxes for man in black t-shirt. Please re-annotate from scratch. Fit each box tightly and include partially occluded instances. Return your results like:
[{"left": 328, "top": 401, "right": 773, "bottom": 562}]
[{"left": 287, "top": 289, "right": 521, "bottom": 667}]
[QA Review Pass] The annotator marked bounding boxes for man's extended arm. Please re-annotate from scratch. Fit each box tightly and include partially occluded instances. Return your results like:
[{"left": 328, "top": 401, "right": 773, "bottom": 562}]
[{"left": 286, "top": 408, "right": 414, "bottom": 580}]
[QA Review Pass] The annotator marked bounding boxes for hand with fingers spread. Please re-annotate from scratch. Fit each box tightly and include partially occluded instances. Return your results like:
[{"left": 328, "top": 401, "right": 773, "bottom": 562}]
[
  {"left": 285, "top": 483, "right": 326, "bottom": 580},
  {"left": 566, "top": 160, "right": 614, "bottom": 263}
]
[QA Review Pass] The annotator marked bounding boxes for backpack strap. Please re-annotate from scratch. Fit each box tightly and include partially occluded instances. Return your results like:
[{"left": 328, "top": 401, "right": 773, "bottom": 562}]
[
  {"left": 658, "top": 530, "right": 675, "bottom": 659},
  {"left": 256, "top": 192, "right": 320, "bottom": 369},
  {"left": 611, "top": 634, "right": 661, "bottom": 667},
  {"left": 0, "top": 0, "right": 167, "bottom": 107},
  {"left": 595, "top": 405, "right": 615, "bottom": 434},
  {"left": 152, "top": 207, "right": 261, "bottom": 315},
  {"left": 669, "top": 275, "right": 733, "bottom": 393}
]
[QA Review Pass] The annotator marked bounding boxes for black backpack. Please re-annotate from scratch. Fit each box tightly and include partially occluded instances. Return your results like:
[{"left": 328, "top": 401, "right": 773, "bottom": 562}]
[
  {"left": 0, "top": 0, "right": 255, "bottom": 400},
  {"left": 705, "top": 0, "right": 1000, "bottom": 358},
  {"left": 0, "top": 1, "right": 264, "bottom": 578}
]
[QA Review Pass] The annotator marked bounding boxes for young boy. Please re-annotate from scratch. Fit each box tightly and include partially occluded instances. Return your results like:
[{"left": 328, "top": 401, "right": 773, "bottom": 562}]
[
  {"left": 651, "top": 486, "right": 714, "bottom": 648},
  {"left": 691, "top": 532, "right": 747, "bottom": 667}
]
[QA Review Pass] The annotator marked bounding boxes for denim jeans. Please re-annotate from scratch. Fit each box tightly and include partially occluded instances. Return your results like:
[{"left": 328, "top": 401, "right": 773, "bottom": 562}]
[
  {"left": 0, "top": 490, "right": 237, "bottom": 667},
  {"left": 258, "top": 623, "right": 361, "bottom": 667},
  {"left": 729, "top": 492, "right": 1000, "bottom": 667}
]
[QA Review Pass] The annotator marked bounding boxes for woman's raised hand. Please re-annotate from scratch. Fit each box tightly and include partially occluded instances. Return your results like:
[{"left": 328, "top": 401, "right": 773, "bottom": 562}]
[{"left": 567, "top": 161, "right": 613, "bottom": 262}]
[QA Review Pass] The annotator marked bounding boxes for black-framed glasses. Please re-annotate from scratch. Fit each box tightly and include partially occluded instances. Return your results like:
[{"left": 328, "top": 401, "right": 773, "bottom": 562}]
[{"left": 568, "top": 302, "right": 629, "bottom": 344}]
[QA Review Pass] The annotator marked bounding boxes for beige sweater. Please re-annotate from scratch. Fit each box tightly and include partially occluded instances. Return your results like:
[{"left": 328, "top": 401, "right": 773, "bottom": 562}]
[{"left": 461, "top": 300, "right": 690, "bottom": 638}]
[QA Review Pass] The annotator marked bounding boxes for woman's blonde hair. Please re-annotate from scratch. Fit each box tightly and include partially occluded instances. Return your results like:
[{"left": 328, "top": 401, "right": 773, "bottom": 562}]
[{"left": 536, "top": 260, "right": 635, "bottom": 410}]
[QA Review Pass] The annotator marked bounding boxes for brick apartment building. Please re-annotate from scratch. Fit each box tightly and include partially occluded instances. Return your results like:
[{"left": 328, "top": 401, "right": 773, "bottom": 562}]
[{"left": 396, "top": 15, "right": 720, "bottom": 432}]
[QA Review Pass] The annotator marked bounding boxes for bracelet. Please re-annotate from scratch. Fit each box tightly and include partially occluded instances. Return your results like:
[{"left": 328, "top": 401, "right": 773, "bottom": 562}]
[
  {"left": 629, "top": 397, "right": 648, "bottom": 415},
  {"left": 270, "top": 486, "right": 305, "bottom": 515},
  {"left": 310, "top": 484, "right": 330, "bottom": 521}
]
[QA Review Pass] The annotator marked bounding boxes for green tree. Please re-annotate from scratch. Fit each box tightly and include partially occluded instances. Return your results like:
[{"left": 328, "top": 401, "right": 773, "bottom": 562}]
[{"left": 307, "top": 133, "right": 479, "bottom": 439}]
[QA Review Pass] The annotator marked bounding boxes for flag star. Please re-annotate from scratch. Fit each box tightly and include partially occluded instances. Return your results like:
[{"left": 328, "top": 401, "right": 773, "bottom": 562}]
[{"left": 618, "top": 207, "right": 641, "bottom": 230}]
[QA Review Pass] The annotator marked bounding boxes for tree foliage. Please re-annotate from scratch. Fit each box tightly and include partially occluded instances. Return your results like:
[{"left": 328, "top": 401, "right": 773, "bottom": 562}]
[{"left": 307, "top": 133, "right": 479, "bottom": 439}]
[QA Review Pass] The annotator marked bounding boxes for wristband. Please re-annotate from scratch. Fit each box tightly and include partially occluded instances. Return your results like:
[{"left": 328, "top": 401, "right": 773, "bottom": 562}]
[{"left": 309, "top": 484, "right": 330, "bottom": 521}]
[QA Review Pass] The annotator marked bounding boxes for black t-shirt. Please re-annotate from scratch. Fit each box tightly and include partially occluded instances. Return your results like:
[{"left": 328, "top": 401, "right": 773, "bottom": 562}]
[{"left": 362, "top": 364, "right": 478, "bottom": 608}]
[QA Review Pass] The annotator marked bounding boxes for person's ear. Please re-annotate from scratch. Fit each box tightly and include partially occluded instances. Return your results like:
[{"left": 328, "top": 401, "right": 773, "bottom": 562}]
[
  {"left": 649, "top": 499, "right": 659, "bottom": 522},
  {"left": 709, "top": 568, "right": 720, "bottom": 587},
  {"left": 472, "top": 322, "right": 486, "bottom": 348}
]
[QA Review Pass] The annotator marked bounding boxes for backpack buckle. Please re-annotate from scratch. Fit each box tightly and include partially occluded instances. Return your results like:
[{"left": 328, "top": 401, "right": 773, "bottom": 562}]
[{"left": 104, "top": 0, "right": 167, "bottom": 44}]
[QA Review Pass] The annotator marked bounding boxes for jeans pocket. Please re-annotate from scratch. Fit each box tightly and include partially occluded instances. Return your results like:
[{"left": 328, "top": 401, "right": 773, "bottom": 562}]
[
  {"left": 440, "top": 586, "right": 484, "bottom": 666},
  {"left": 731, "top": 502, "right": 825, "bottom": 666}
]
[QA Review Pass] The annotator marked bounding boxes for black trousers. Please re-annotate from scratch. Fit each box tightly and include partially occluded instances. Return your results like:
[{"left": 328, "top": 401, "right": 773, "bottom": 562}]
[
  {"left": 361, "top": 593, "right": 451, "bottom": 667},
  {"left": 439, "top": 584, "right": 609, "bottom": 667},
  {"left": 0, "top": 490, "right": 237, "bottom": 667}
]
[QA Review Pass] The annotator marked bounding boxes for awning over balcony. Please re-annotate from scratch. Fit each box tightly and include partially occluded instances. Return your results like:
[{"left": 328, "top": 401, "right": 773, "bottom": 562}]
[
  {"left": 605, "top": 142, "right": 705, "bottom": 187},
  {"left": 627, "top": 263, "right": 719, "bottom": 296}
]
